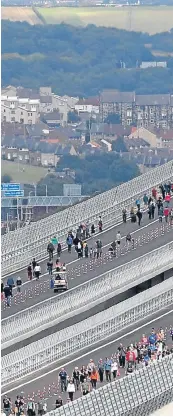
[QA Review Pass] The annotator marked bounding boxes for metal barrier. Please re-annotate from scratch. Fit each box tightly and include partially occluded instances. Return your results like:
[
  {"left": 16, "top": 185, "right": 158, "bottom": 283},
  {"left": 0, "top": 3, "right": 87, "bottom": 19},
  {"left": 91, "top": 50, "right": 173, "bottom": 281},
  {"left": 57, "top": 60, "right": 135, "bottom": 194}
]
[
  {"left": 2, "top": 278, "right": 173, "bottom": 385},
  {"left": 2, "top": 223, "right": 171, "bottom": 311},
  {"left": 47, "top": 354, "right": 173, "bottom": 416},
  {"left": 2, "top": 241, "right": 173, "bottom": 347},
  {"left": 2, "top": 161, "right": 173, "bottom": 275}
]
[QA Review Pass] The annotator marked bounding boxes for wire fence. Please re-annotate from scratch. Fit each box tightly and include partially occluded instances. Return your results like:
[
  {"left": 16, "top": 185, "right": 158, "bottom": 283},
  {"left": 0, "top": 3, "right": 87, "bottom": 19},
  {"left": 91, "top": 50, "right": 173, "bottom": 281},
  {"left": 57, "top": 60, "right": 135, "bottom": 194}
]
[
  {"left": 2, "top": 278, "right": 173, "bottom": 385},
  {"left": 2, "top": 161, "right": 173, "bottom": 275}
]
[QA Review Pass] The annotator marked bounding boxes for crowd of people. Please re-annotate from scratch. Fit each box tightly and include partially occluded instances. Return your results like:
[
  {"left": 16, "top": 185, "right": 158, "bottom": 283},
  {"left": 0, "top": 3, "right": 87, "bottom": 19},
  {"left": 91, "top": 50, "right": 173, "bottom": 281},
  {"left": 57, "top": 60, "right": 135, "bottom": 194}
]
[
  {"left": 1, "top": 182, "right": 173, "bottom": 307},
  {"left": 2, "top": 327, "right": 173, "bottom": 416}
]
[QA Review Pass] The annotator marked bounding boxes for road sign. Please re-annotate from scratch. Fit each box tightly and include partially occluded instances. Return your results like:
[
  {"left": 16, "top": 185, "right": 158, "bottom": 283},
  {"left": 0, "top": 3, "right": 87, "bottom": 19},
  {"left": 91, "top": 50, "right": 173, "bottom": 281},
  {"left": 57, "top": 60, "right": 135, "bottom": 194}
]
[
  {"left": 1, "top": 183, "right": 21, "bottom": 191},
  {"left": 4, "top": 190, "right": 24, "bottom": 197}
]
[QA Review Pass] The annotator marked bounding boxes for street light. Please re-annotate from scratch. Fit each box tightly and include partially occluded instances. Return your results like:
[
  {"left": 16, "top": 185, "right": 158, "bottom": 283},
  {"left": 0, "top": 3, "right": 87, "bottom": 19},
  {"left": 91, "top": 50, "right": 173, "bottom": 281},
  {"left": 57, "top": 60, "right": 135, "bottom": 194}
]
[{"left": 29, "top": 191, "right": 35, "bottom": 197}]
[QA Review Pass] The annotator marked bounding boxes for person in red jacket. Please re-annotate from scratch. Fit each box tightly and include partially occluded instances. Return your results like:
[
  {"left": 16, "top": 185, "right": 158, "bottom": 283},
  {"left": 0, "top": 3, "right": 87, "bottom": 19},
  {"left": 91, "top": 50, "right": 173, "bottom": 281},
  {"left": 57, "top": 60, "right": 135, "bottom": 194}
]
[
  {"left": 141, "top": 334, "right": 148, "bottom": 346},
  {"left": 152, "top": 188, "right": 157, "bottom": 200},
  {"left": 126, "top": 348, "right": 136, "bottom": 364},
  {"left": 164, "top": 207, "right": 169, "bottom": 222},
  {"left": 165, "top": 193, "right": 171, "bottom": 204}
]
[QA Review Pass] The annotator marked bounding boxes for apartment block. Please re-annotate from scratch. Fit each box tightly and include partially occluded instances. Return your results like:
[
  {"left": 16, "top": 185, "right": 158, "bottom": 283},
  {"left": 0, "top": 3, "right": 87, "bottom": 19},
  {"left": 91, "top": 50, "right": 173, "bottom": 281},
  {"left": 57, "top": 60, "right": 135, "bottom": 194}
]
[
  {"left": 1, "top": 96, "right": 40, "bottom": 124},
  {"left": 100, "top": 90, "right": 173, "bottom": 129}
]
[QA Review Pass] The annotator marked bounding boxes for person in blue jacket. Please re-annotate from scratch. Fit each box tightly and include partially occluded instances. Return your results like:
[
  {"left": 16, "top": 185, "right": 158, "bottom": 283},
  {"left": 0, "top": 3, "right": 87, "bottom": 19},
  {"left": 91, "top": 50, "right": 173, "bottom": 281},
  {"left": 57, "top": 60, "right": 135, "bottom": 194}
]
[
  {"left": 104, "top": 357, "right": 112, "bottom": 382},
  {"left": 148, "top": 329, "right": 157, "bottom": 345}
]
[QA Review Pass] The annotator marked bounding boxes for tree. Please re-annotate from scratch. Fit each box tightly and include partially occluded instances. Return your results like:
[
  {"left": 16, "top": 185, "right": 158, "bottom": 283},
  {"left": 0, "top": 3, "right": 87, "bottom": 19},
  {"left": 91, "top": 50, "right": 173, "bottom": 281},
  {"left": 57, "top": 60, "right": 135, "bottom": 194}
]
[
  {"left": 112, "top": 137, "right": 127, "bottom": 153},
  {"left": 1, "top": 174, "right": 12, "bottom": 183},
  {"left": 104, "top": 113, "right": 121, "bottom": 124},
  {"left": 68, "top": 111, "right": 80, "bottom": 123}
]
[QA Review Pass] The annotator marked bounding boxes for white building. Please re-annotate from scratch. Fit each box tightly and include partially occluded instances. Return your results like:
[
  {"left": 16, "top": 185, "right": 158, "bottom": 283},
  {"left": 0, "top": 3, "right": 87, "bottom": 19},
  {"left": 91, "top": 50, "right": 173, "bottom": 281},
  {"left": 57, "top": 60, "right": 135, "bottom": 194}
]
[
  {"left": 75, "top": 97, "right": 100, "bottom": 114},
  {"left": 1, "top": 96, "right": 40, "bottom": 124}
]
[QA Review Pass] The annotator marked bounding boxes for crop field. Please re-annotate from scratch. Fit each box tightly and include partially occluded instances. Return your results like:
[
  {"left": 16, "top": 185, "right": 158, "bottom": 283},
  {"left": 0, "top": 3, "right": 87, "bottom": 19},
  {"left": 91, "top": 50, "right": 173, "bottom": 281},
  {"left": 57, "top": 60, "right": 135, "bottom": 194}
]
[
  {"left": 1, "top": 6, "right": 42, "bottom": 25},
  {"left": 2, "top": 6, "right": 173, "bottom": 34}
]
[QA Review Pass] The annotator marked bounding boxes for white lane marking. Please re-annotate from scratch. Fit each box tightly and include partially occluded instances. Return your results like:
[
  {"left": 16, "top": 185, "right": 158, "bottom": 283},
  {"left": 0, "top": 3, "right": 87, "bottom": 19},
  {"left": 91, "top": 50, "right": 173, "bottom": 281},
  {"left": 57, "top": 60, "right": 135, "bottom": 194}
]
[
  {"left": 3, "top": 219, "right": 169, "bottom": 321},
  {"left": 5, "top": 216, "right": 162, "bottom": 291},
  {"left": 2, "top": 308, "right": 173, "bottom": 394}
]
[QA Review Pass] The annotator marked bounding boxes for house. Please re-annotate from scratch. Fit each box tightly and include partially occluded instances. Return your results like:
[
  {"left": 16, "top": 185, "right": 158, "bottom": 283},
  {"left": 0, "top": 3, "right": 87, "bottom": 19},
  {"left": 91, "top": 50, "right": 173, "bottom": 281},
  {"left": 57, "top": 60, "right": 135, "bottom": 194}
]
[
  {"left": 75, "top": 97, "right": 99, "bottom": 114},
  {"left": 155, "top": 129, "right": 173, "bottom": 149},
  {"left": 128, "top": 127, "right": 162, "bottom": 148},
  {"left": 55, "top": 144, "right": 78, "bottom": 157},
  {"left": 41, "top": 111, "right": 63, "bottom": 128},
  {"left": 124, "top": 137, "right": 150, "bottom": 151},
  {"left": 41, "top": 153, "right": 59, "bottom": 167},
  {"left": 26, "top": 123, "right": 49, "bottom": 140},
  {"left": 1, "top": 146, "right": 42, "bottom": 166}
]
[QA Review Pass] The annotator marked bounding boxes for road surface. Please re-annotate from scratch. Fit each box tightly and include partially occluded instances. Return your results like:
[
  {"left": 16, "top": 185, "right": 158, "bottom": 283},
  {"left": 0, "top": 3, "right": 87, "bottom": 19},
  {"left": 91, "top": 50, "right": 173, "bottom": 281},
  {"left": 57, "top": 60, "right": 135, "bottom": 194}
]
[
  {"left": 2, "top": 211, "right": 173, "bottom": 319},
  {"left": 2, "top": 306, "right": 173, "bottom": 413}
]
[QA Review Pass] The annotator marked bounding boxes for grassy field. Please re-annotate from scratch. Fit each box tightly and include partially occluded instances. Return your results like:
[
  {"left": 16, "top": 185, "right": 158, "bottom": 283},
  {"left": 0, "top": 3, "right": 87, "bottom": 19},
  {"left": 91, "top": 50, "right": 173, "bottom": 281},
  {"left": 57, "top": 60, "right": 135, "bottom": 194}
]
[
  {"left": 1, "top": 160, "right": 47, "bottom": 184},
  {"left": 2, "top": 6, "right": 173, "bottom": 34}
]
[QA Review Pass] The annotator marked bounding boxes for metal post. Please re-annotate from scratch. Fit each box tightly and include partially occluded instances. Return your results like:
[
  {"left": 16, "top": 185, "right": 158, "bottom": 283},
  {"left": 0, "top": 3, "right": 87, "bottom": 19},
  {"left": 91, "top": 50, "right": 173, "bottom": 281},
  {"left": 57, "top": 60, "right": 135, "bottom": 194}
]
[
  {"left": 6, "top": 213, "right": 9, "bottom": 234},
  {"left": 46, "top": 185, "right": 48, "bottom": 214},
  {"left": 17, "top": 197, "right": 20, "bottom": 229}
]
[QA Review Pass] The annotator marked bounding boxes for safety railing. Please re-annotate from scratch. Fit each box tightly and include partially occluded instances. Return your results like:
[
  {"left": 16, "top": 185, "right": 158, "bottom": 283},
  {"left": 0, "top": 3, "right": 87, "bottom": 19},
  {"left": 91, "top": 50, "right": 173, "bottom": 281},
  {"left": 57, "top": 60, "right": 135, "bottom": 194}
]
[
  {"left": 2, "top": 241, "right": 173, "bottom": 347},
  {"left": 2, "top": 161, "right": 173, "bottom": 275},
  {"left": 2, "top": 223, "right": 172, "bottom": 312},
  {"left": 2, "top": 278, "right": 173, "bottom": 385},
  {"left": 47, "top": 354, "right": 173, "bottom": 416}
]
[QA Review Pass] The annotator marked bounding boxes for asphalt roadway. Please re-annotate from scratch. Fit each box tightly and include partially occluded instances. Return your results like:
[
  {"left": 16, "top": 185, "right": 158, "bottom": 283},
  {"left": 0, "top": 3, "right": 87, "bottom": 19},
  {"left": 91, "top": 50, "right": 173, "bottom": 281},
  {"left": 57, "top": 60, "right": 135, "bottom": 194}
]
[
  {"left": 2, "top": 306, "right": 173, "bottom": 413},
  {"left": 2, "top": 209, "right": 173, "bottom": 319}
]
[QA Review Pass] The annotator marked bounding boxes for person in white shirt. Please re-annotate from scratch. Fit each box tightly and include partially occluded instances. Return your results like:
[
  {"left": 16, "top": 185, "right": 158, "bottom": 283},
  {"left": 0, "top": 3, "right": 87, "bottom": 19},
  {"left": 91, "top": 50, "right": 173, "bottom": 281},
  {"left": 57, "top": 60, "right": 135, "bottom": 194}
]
[
  {"left": 67, "top": 380, "right": 75, "bottom": 401},
  {"left": 34, "top": 264, "right": 41, "bottom": 280},
  {"left": 111, "top": 359, "right": 118, "bottom": 380},
  {"left": 116, "top": 232, "right": 121, "bottom": 246}
]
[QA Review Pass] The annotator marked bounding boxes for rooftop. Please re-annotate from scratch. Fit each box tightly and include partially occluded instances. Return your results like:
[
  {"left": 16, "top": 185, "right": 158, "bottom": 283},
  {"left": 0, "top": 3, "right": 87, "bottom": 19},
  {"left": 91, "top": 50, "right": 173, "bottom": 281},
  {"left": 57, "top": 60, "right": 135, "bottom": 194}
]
[{"left": 100, "top": 90, "right": 135, "bottom": 103}]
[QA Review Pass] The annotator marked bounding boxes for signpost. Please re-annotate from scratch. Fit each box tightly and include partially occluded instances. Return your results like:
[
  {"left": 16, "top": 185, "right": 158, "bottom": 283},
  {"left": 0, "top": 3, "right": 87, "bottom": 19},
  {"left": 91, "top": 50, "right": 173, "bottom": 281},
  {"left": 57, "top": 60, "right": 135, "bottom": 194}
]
[
  {"left": 4, "top": 190, "right": 24, "bottom": 198},
  {"left": 1, "top": 184, "right": 24, "bottom": 230},
  {"left": 1, "top": 183, "right": 21, "bottom": 191}
]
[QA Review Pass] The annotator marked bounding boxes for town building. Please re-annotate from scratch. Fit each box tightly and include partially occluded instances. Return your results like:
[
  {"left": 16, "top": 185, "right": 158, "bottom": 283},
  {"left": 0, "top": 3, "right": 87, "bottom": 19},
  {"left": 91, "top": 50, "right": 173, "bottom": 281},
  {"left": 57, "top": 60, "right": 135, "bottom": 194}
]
[
  {"left": 75, "top": 97, "right": 99, "bottom": 114},
  {"left": 100, "top": 90, "right": 173, "bottom": 129}
]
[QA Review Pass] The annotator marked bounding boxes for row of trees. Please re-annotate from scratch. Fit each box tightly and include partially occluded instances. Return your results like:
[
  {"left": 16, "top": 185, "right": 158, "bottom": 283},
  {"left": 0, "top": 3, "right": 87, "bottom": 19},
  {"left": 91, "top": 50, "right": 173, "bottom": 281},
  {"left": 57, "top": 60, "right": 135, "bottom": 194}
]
[
  {"left": 2, "top": 21, "right": 173, "bottom": 96},
  {"left": 56, "top": 153, "right": 139, "bottom": 194}
]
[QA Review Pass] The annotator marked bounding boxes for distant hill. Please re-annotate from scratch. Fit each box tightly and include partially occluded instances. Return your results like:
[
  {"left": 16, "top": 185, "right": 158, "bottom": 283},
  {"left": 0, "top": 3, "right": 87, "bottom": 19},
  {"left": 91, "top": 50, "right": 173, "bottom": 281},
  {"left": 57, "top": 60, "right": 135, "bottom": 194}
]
[{"left": 1, "top": 6, "right": 173, "bottom": 34}]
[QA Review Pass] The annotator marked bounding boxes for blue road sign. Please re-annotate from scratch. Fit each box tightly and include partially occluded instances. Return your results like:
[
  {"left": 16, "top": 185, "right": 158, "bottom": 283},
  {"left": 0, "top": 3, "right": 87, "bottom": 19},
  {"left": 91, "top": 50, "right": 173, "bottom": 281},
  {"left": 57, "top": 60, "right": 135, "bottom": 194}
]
[
  {"left": 1, "top": 183, "right": 21, "bottom": 191},
  {"left": 4, "top": 190, "right": 24, "bottom": 198}
]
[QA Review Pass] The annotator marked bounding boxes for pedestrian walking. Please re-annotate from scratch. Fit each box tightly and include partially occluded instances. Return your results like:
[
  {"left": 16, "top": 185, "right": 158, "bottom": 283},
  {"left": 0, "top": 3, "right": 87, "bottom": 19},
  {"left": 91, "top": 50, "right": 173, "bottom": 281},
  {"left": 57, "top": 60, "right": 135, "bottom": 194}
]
[
  {"left": 3, "top": 284, "right": 12, "bottom": 307},
  {"left": 136, "top": 209, "right": 142, "bottom": 226},
  {"left": 111, "top": 358, "right": 118, "bottom": 380},
  {"left": 98, "top": 359, "right": 104, "bottom": 382},
  {"left": 28, "top": 263, "right": 32, "bottom": 280},
  {"left": 81, "top": 379, "right": 90, "bottom": 396},
  {"left": 16, "top": 276, "right": 22, "bottom": 292},
  {"left": 116, "top": 232, "right": 121, "bottom": 246},
  {"left": 67, "top": 380, "right": 75, "bottom": 401},
  {"left": 47, "top": 260, "right": 53, "bottom": 275},
  {"left": 34, "top": 263, "right": 41, "bottom": 280},
  {"left": 90, "top": 368, "right": 99, "bottom": 390}
]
